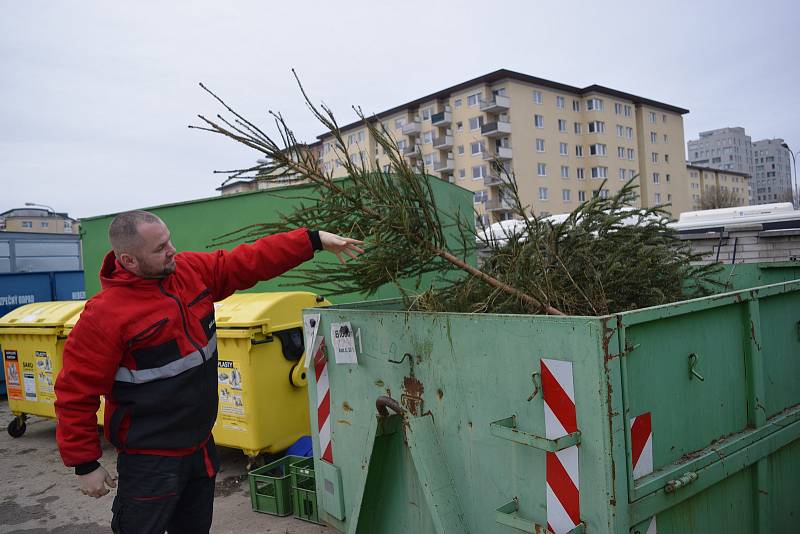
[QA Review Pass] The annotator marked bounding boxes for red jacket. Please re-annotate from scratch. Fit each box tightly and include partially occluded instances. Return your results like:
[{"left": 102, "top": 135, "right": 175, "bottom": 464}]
[{"left": 55, "top": 228, "right": 316, "bottom": 473}]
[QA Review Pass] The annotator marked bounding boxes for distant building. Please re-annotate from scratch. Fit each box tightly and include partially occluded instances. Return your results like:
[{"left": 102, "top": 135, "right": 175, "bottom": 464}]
[
  {"left": 0, "top": 231, "right": 82, "bottom": 273},
  {"left": 0, "top": 208, "right": 79, "bottom": 234},
  {"left": 686, "top": 164, "right": 751, "bottom": 210},
  {"left": 687, "top": 127, "right": 753, "bottom": 174},
  {"left": 217, "top": 146, "right": 319, "bottom": 196},
  {"left": 751, "top": 138, "right": 793, "bottom": 204}
]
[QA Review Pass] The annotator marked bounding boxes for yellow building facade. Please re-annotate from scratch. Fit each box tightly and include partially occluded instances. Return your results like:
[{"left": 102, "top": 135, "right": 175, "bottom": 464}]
[
  {"left": 316, "top": 69, "right": 694, "bottom": 223},
  {"left": 686, "top": 165, "right": 751, "bottom": 209}
]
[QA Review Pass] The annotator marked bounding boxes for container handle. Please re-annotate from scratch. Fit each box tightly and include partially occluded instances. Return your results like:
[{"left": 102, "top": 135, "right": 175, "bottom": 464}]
[
  {"left": 490, "top": 415, "right": 580, "bottom": 452},
  {"left": 495, "top": 498, "right": 586, "bottom": 533}
]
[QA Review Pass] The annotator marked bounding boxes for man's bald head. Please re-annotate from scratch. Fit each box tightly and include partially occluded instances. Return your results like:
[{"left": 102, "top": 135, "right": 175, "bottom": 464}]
[{"left": 108, "top": 210, "right": 162, "bottom": 256}]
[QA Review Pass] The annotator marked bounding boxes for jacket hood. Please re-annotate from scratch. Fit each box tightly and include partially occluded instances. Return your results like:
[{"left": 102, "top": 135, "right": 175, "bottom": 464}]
[{"left": 99, "top": 250, "right": 162, "bottom": 289}]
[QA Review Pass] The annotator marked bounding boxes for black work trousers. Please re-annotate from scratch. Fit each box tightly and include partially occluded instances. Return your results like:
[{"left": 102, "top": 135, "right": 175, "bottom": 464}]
[{"left": 111, "top": 439, "right": 219, "bottom": 534}]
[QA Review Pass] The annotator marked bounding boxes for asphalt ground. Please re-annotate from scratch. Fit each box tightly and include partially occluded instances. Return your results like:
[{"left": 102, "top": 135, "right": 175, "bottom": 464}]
[{"left": 0, "top": 399, "right": 328, "bottom": 534}]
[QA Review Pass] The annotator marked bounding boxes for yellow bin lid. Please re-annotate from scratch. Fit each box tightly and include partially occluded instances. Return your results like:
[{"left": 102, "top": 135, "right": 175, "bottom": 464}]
[
  {"left": 64, "top": 303, "right": 87, "bottom": 330},
  {"left": 214, "top": 292, "right": 329, "bottom": 332},
  {"left": 0, "top": 300, "right": 87, "bottom": 328}
]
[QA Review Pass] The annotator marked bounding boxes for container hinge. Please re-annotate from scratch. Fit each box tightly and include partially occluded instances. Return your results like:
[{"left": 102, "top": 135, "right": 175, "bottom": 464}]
[
  {"left": 489, "top": 415, "right": 581, "bottom": 452},
  {"left": 495, "top": 498, "right": 586, "bottom": 533},
  {"left": 664, "top": 471, "right": 698, "bottom": 493}
]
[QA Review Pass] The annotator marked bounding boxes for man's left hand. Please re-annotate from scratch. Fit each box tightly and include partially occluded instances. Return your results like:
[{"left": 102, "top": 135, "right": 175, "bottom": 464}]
[{"left": 319, "top": 231, "right": 365, "bottom": 264}]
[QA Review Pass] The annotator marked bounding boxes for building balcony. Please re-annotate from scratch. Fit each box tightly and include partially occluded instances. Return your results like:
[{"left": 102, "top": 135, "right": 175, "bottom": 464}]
[
  {"left": 482, "top": 147, "right": 513, "bottom": 161},
  {"left": 432, "top": 135, "right": 454, "bottom": 150},
  {"left": 483, "top": 173, "right": 504, "bottom": 187},
  {"left": 480, "top": 94, "right": 511, "bottom": 113},
  {"left": 481, "top": 121, "right": 512, "bottom": 138},
  {"left": 485, "top": 197, "right": 514, "bottom": 212},
  {"left": 434, "top": 158, "right": 455, "bottom": 173},
  {"left": 402, "top": 121, "right": 421, "bottom": 136},
  {"left": 402, "top": 144, "right": 421, "bottom": 157},
  {"left": 431, "top": 110, "right": 452, "bottom": 127}
]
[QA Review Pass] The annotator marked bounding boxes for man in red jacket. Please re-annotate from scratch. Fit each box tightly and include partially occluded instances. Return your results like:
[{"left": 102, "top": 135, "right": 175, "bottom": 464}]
[{"left": 54, "top": 210, "right": 363, "bottom": 534}]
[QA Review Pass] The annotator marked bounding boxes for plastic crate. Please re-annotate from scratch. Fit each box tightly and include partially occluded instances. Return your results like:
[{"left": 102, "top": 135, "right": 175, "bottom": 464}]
[
  {"left": 292, "top": 473, "right": 321, "bottom": 523},
  {"left": 248, "top": 455, "right": 304, "bottom": 516}
]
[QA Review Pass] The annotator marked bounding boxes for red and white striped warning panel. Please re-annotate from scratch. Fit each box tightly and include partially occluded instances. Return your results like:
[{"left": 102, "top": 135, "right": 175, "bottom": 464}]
[
  {"left": 630, "top": 412, "right": 656, "bottom": 533},
  {"left": 314, "top": 339, "right": 333, "bottom": 463},
  {"left": 541, "top": 358, "right": 580, "bottom": 534}
]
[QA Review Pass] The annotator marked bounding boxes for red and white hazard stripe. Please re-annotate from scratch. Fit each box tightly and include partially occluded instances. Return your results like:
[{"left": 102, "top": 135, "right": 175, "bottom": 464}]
[
  {"left": 541, "top": 358, "right": 580, "bottom": 534},
  {"left": 314, "top": 339, "right": 333, "bottom": 463},
  {"left": 631, "top": 412, "right": 656, "bottom": 533}
]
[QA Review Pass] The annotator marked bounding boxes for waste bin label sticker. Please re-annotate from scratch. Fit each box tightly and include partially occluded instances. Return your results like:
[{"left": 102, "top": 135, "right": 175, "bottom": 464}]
[
  {"left": 218, "top": 359, "right": 246, "bottom": 431},
  {"left": 330, "top": 322, "right": 358, "bottom": 364},
  {"left": 22, "top": 360, "right": 37, "bottom": 401},
  {"left": 3, "top": 350, "right": 23, "bottom": 400},
  {"left": 34, "top": 351, "right": 55, "bottom": 402}
]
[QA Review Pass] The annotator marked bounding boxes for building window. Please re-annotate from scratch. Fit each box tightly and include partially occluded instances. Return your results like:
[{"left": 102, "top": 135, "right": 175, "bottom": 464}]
[
  {"left": 663, "top": 134, "right": 668, "bottom": 143},
  {"left": 629, "top": 169, "right": 637, "bottom": 179},
  {"left": 561, "top": 165, "right": 570, "bottom": 178},
  {"left": 664, "top": 154, "right": 670, "bottom": 163},
  {"left": 591, "top": 166, "right": 608, "bottom": 179},
  {"left": 474, "top": 190, "right": 488, "bottom": 204},
  {"left": 454, "top": 98, "right": 462, "bottom": 108},
  {"left": 423, "top": 153, "right": 434, "bottom": 165},
  {"left": 41, "top": 221, "right": 49, "bottom": 228},
  {"left": 574, "top": 122, "right": 582, "bottom": 134},
  {"left": 472, "top": 165, "right": 487, "bottom": 179},
  {"left": 589, "top": 144, "right": 607, "bottom": 156},
  {"left": 459, "top": 168, "right": 466, "bottom": 179},
  {"left": 653, "top": 172, "right": 660, "bottom": 184},
  {"left": 421, "top": 107, "right": 432, "bottom": 120},
  {"left": 471, "top": 141, "right": 485, "bottom": 155},
  {"left": 556, "top": 96, "right": 565, "bottom": 109},
  {"left": 617, "top": 146, "right": 625, "bottom": 159},
  {"left": 616, "top": 125, "right": 624, "bottom": 137},
  {"left": 469, "top": 116, "right": 484, "bottom": 131},
  {"left": 626, "top": 127, "right": 633, "bottom": 139},
  {"left": 539, "top": 187, "right": 549, "bottom": 200},
  {"left": 627, "top": 148, "right": 635, "bottom": 161},
  {"left": 533, "top": 90, "right": 543, "bottom": 104},
  {"left": 422, "top": 131, "right": 433, "bottom": 144},
  {"left": 619, "top": 168, "right": 626, "bottom": 180},
  {"left": 667, "top": 194, "right": 672, "bottom": 202},
  {"left": 599, "top": 189, "right": 610, "bottom": 199},
  {"left": 560, "top": 142, "right": 568, "bottom": 155},
  {"left": 588, "top": 121, "right": 605, "bottom": 133},
  {"left": 578, "top": 190, "right": 586, "bottom": 201},
  {"left": 22, "top": 221, "right": 33, "bottom": 228},
  {"left": 651, "top": 152, "right": 659, "bottom": 163},
  {"left": 572, "top": 99, "right": 581, "bottom": 112},
  {"left": 534, "top": 115, "right": 544, "bottom": 128},
  {"left": 562, "top": 189, "right": 571, "bottom": 202},
  {"left": 535, "top": 138, "right": 546, "bottom": 152},
  {"left": 614, "top": 103, "right": 622, "bottom": 115},
  {"left": 650, "top": 132, "right": 657, "bottom": 143},
  {"left": 662, "top": 114, "right": 667, "bottom": 123},
  {"left": 64, "top": 221, "right": 73, "bottom": 231},
  {"left": 467, "top": 93, "right": 482, "bottom": 106},
  {"left": 558, "top": 119, "right": 567, "bottom": 132},
  {"left": 538, "top": 163, "right": 547, "bottom": 176},
  {"left": 457, "top": 145, "right": 465, "bottom": 155},
  {"left": 575, "top": 145, "right": 584, "bottom": 157},
  {"left": 576, "top": 168, "right": 585, "bottom": 180},
  {"left": 586, "top": 98, "right": 603, "bottom": 111},
  {"left": 476, "top": 214, "right": 489, "bottom": 226},
  {"left": 624, "top": 105, "right": 632, "bottom": 117},
  {"left": 654, "top": 192, "right": 661, "bottom": 204},
  {"left": 648, "top": 111, "right": 657, "bottom": 123},
  {"left": 395, "top": 118, "right": 405, "bottom": 129}
]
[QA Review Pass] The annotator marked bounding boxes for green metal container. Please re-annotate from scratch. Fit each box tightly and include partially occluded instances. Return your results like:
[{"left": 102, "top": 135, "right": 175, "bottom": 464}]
[
  {"left": 304, "top": 262, "right": 800, "bottom": 533},
  {"left": 78, "top": 177, "right": 474, "bottom": 301}
]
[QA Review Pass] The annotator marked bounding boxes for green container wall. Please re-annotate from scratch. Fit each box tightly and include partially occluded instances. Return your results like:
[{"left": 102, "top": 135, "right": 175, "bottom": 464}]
[
  {"left": 305, "top": 263, "right": 800, "bottom": 534},
  {"left": 79, "top": 176, "right": 475, "bottom": 301}
]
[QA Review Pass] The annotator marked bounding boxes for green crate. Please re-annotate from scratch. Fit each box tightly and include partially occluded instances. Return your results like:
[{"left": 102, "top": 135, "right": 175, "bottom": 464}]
[
  {"left": 289, "top": 456, "right": 315, "bottom": 486},
  {"left": 292, "top": 474, "right": 321, "bottom": 524},
  {"left": 248, "top": 455, "right": 305, "bottom": 516}
]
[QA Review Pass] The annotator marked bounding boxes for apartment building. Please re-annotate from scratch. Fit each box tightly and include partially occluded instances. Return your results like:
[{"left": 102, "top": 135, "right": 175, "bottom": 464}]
[
  {"left": 752, "top": 138, "right": 793, "bottom": 204},
  {"left": 315, "top": 69, "right": 692, "bottom": 223},
  {"left": 687, "top": 127, "right": 753, "bottom": 174},
  {"left": 686, "top": 165, "right": 751, "bottom": 210},
  {"left": 0, "top": 208, "right": 79, "bottom": 234}
]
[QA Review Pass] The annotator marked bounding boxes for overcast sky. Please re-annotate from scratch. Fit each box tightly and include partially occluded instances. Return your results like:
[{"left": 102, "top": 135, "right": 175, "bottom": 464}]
[{"left": 2, "top": 0, "right": 798, "bottom": 219}]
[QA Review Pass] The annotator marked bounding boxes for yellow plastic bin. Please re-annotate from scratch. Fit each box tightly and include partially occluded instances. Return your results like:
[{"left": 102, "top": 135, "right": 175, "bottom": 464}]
[
  {"left": 0, "top": 301, "right": 85, "bottom": 437},
  {"left": 212, "top": 292, "right": 330, "bottom": 460}
]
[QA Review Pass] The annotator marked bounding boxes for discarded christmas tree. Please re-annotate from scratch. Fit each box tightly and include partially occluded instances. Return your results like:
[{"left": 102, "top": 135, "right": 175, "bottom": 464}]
[{"left": 191, "top": 74, "right": 722, "bottom": 316}]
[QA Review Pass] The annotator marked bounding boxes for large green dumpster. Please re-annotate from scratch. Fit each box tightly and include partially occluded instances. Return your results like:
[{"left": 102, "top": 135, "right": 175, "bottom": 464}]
[{"left": 303, "top": 262, "right": 800, "bottom": 533}]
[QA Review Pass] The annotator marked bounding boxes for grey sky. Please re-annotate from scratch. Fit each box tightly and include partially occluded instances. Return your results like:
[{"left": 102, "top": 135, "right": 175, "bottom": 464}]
[{"left": 2, "top": 0, "right": 798, "bottom": 219}]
